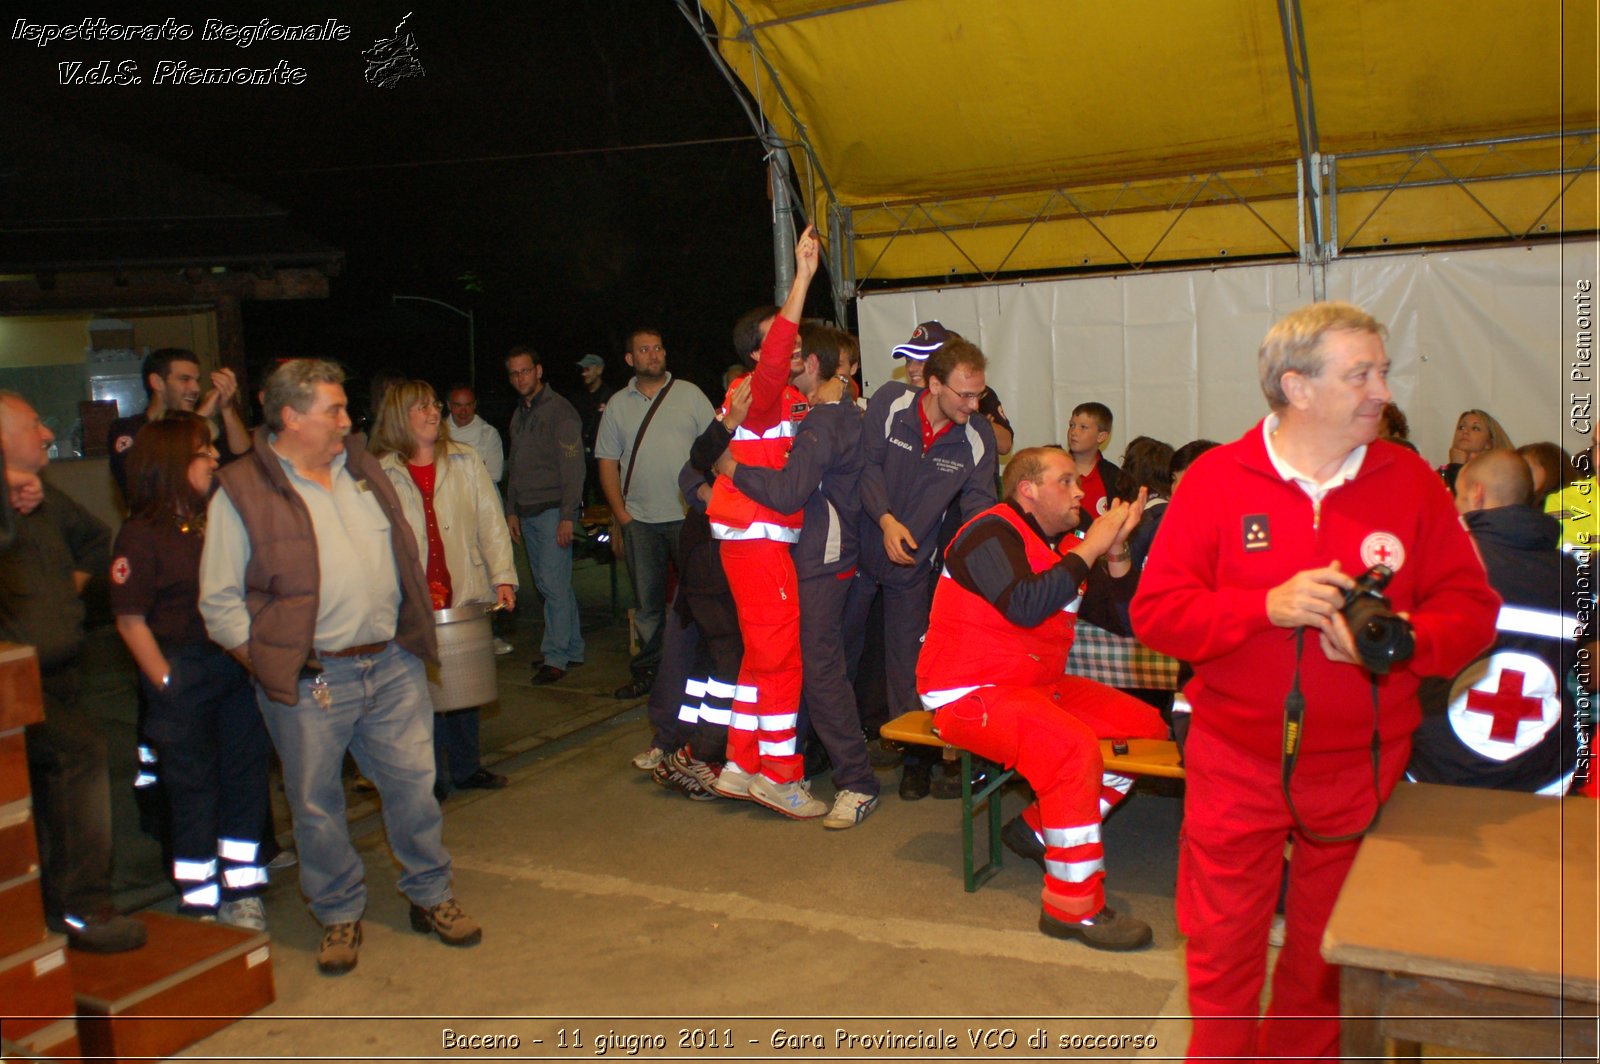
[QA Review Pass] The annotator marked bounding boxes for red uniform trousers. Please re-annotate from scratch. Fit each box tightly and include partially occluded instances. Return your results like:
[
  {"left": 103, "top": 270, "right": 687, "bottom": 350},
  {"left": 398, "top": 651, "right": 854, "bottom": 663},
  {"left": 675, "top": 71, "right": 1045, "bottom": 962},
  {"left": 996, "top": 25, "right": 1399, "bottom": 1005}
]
[
  {"left": 932, "top": 675, "right": 1164, "bottom": 922},
  {"left": 720, "top": 539, "right": 803, "bottom": 783},
  {"left": 1180, "top": 724, "right": 1411, "bottom": 1061}
]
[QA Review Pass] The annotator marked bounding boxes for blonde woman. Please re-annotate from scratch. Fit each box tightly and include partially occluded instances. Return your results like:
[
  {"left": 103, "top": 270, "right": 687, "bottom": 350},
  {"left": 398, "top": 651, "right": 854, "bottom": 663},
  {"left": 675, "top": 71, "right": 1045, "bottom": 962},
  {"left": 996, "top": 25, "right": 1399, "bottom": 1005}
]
[
  {"left": 1439, "top": 408, "right": 1514, "bottom": 492},
  {"left": 371, "top": 381, "right": 517, "bottom": 797}
]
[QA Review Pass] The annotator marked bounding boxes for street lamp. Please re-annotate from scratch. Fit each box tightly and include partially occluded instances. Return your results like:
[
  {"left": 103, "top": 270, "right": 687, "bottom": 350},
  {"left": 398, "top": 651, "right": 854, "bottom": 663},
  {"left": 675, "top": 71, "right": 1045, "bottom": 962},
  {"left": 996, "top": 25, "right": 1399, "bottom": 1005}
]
[{"left": 391, "top": 294, "right": 476, "bottom": 388}]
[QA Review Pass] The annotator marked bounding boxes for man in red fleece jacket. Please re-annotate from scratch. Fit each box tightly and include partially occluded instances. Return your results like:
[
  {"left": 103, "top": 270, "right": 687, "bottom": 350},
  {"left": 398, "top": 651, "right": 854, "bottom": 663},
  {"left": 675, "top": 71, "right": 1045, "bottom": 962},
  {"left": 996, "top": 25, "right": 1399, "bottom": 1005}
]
[{"left": 1131, "top": 301, "right": 1498, "bottom": 1060}]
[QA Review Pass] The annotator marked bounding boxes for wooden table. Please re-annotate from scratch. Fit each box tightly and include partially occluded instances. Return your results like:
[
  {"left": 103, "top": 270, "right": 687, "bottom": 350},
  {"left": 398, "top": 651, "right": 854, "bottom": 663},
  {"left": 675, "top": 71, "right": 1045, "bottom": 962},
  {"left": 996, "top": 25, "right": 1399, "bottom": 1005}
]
[{"left": 1323, "top": 782, "right": 1598, "bottom": 1060}]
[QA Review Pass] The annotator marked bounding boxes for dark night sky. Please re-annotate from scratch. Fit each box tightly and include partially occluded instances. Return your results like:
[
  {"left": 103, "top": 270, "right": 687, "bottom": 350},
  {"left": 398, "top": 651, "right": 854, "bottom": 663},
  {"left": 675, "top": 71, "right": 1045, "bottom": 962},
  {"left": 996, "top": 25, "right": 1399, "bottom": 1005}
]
[{"left": 5, "top": 1, "right": 828, "bottom": 411}]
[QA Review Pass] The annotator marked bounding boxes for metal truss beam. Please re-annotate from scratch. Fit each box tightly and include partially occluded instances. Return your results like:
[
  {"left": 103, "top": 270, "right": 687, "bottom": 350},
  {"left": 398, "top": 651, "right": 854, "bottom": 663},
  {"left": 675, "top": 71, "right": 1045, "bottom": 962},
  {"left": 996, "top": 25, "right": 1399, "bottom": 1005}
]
[
  {"left": 1330, "top": 131, "right": 1600, "bottom": 252},
  {"left": 1277, "top": 0, "right": 1326, "bottom": 297}
]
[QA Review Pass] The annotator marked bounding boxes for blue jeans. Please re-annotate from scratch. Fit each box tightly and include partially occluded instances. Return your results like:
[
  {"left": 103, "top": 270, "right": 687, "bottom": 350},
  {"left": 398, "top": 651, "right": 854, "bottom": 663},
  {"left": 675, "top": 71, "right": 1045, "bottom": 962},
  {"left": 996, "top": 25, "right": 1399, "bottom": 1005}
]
[
  {"left": 256, "top": 644, "right": 452, "bottom": 925},
  {"left": 623, "top": 518, "right": 682, "bottom": 676},
  {"left": 520, "top": 509, "right": 584, "bottom": 669}
]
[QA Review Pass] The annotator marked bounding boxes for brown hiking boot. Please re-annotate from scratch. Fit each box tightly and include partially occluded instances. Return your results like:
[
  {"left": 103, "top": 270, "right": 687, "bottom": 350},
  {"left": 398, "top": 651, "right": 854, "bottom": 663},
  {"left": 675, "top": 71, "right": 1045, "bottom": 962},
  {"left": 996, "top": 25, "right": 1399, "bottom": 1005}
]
[
  {"left": 1039, "top": 906, "right": 1153, "bottom": 952},
  {"left": 317, "top": 920, "right": 362, "bottom": 975},
  {"left": 409, "top": 897, "right": 482, "bottom": 947}
]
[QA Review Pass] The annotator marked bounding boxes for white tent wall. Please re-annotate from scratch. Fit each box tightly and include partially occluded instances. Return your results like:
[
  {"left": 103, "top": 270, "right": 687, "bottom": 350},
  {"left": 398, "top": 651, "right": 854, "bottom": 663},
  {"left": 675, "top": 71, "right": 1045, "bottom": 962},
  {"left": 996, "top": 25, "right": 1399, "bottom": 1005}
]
[{"left": 858, "top": 240, "right": 1597, "bottom": 469}]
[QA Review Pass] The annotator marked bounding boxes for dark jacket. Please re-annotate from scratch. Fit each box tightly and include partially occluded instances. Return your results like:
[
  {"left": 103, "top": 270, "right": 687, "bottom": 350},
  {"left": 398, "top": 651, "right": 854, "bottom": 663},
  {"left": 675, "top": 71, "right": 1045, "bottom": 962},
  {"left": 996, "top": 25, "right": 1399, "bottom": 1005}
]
[
  {"left": 0, "top": 485, "right": 109, "bottom": 673},
  {"left": 504, "top": 386, "right": 585, "bottom": 522},
  {"left": 734, "top": 399, "right": 863, "bottom": 580},
  {"left": 1410, "top": 505, "right": 1588, "bottom": 793},
  {"left": 858, "top": 382, "right": 997, "bottom": 588},
  {"left": 216, "top": 429, "right": 437, "bottom": 705}
]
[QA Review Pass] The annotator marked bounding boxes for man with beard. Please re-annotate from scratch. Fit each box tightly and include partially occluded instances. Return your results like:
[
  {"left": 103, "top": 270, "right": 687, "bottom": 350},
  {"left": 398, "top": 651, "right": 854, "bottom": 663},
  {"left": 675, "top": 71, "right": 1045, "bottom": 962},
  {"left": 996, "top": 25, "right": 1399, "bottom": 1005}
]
[
  {"left": 919, "top": 446, "right": 1163, "bottom": 947},
  {"left": 597, "top": 328, "right": 715, "bottom": 710},
  {"left": 110, "top": 348, "right": 250, "bottom": 497}
]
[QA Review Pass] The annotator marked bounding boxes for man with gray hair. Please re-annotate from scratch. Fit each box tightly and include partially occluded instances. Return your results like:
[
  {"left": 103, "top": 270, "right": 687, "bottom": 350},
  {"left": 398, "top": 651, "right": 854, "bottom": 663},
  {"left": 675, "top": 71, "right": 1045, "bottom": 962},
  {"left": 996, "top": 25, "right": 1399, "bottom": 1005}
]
[
  {"left": 0, "top": 390, "right": 146, "bottom": 953},
  {"left": 1132, "top": 302, "right": 1497, "bottom": 1058},
  {"left": 200, "top": 359, "right": 481, "bottom": 976}
]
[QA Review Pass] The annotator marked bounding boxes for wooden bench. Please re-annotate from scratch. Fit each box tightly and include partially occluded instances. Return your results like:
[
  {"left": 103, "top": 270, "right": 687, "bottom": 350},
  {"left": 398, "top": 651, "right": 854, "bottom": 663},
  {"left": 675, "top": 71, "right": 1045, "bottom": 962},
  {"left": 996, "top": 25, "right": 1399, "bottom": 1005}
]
[{"left": 879, "top": 709, "right": 1184, "bottom": 892}]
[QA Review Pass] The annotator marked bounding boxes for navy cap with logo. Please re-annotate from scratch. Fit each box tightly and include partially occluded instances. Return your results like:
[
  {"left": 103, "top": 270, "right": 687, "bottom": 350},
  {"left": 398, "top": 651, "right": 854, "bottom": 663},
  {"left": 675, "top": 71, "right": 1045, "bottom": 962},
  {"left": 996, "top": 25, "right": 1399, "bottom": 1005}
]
[
  {"left": 891, "top": 320, "right": 948, "bottom": 361},
  {"left": 576, "top": 354, "right": 605, "bottom": 370}
]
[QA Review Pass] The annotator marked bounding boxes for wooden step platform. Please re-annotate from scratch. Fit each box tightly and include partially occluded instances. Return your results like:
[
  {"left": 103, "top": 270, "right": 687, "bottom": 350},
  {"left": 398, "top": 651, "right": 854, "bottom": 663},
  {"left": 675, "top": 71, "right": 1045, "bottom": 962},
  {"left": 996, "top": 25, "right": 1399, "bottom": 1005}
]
[
  {"left": 3, "top": 1017, "right": 81, "bottom": 1062},
  {"left": 70, "top": 912, "right": 275, "bottom": 1064},
  {"left": 0, "top": 643, "right": 77, "bottom": 1064},
  {"left": 0, "top": 936, "right": 75, "bottom": 1045}
]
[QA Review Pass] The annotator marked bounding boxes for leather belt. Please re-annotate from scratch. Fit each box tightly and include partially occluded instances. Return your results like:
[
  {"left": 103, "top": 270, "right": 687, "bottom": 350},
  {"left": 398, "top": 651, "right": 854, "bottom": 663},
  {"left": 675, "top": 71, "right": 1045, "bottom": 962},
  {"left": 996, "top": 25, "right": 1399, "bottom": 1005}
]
[{"left": 320, "top": 641, "right": 389, "bottom": 659}]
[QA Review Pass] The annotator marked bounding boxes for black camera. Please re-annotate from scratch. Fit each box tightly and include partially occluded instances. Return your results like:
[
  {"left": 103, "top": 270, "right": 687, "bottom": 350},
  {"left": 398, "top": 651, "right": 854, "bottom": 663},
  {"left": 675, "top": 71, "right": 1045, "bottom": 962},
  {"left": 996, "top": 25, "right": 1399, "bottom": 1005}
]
[{"left": 1339, "top": 564, "right": 1415, "bottom": 674}]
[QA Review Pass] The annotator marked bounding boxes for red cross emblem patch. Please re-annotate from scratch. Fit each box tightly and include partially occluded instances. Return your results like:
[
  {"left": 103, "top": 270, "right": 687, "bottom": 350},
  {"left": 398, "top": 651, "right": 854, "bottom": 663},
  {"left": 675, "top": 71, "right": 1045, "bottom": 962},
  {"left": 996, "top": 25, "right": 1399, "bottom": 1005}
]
[
  {"left": 1360, "top": 531, "right": 1405, "bottom": 572},
  {"left": 111, "top": 557, "right": 131, "bottom": 585},
  {"left": 114, "top": 435, "right": 135, "bottom": 454},
  {"left": 1447, "top": 650, "right": 1559, "bottom": 757}
]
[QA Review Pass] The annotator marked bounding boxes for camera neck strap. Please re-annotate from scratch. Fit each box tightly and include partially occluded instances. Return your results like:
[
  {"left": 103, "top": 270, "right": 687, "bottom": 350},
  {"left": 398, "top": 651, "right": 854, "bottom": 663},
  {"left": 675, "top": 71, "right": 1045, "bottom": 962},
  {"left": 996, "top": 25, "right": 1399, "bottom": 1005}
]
[{"left": 1280, "top": 628, "right": 1385, "bottom": 844}]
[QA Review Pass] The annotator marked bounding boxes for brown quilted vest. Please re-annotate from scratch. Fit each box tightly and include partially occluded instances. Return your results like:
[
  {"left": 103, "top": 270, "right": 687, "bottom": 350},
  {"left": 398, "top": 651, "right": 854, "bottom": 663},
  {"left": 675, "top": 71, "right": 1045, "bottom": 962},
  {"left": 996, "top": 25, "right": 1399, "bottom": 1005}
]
[{"left": 217, "top": 428, "right": 438, "bottom": 705}]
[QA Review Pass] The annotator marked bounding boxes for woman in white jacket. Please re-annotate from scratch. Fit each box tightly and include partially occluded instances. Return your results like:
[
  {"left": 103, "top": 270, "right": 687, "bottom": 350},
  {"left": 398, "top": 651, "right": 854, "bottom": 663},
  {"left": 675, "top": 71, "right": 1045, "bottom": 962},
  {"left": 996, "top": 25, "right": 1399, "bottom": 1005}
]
[{"left": 371, "top": 381, "right": 518, "bottom": 798}]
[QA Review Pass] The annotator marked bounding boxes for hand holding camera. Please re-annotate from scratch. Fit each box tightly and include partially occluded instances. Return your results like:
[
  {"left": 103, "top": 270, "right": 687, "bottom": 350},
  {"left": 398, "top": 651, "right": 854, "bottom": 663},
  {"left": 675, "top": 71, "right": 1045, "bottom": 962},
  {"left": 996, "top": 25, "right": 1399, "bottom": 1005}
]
[
  {"left": 1267, "top": 560, "right": 1415, "bottom": 673},
  {"left": 1336, "top": 564, "right": 1415, "bottom": 674}
]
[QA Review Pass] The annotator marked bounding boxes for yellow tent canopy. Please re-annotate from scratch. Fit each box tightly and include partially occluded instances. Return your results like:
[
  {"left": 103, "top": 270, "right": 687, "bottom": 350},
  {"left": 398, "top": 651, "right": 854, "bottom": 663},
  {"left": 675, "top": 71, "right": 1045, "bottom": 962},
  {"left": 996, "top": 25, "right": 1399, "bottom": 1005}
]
[{"left": 690, "top": 0, "right": 1598, "bottom": 291}]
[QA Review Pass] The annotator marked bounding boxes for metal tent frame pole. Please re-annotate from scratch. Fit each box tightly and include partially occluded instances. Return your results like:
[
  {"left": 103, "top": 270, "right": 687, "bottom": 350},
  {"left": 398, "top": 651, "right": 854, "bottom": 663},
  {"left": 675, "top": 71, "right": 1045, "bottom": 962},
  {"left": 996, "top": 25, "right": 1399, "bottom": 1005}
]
[{"left": 676, "top": 0, "right": 850, "bottom": 324}]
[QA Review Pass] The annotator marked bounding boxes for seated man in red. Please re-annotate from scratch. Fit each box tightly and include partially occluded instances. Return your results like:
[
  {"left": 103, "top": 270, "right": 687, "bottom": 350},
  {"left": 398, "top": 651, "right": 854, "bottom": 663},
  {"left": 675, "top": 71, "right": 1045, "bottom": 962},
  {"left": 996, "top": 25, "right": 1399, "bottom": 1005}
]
[{"left": 917, "top": 446, "right": 1165, "bottom": 950}]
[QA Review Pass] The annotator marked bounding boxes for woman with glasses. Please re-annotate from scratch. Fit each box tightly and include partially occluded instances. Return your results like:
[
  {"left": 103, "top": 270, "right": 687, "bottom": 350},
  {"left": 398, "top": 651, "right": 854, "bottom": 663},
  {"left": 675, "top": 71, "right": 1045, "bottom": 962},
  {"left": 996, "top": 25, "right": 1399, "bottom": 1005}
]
[
  {"left": 370, "top": 381, "right": 518, "bottom": 799},
  {"left": 111, "top": 412, "right": 272, "bottom": 930}
]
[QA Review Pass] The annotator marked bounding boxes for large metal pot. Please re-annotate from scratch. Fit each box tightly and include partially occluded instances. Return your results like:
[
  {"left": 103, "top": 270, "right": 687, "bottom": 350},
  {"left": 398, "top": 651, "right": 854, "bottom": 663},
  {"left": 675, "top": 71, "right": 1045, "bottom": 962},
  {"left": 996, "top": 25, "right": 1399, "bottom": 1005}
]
[{"left": 426, "top": 603, "right": 497, "bottom": 711}]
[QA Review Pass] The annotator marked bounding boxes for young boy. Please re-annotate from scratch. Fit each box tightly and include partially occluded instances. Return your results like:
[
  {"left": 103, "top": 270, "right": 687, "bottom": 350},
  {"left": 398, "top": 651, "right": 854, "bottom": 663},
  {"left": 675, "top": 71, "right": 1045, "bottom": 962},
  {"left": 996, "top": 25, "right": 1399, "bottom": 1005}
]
[{"left": 1066, "top": 402, "right": 1121, "bottom": 527}]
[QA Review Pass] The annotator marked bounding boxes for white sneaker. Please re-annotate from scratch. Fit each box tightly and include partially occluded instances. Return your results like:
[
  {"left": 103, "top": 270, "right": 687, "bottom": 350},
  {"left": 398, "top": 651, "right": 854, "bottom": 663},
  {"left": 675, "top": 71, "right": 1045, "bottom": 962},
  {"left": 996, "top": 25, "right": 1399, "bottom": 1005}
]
[
  {"left": 823, "top": 789, "right": 880, "bottom": 830},
  {"left": 711, "top": 763, "right": 758, "bottom": 800},
  {"left": 747, "top": 776, "right": 827, "bottom": 819},
  {"left": 266, "top": 848, "right": 297, "bottom": 871},
  {"left": 630, "top": 746, "right": 666, "bottom": 772},
  {"left": 493, "top": 638, "right": 514, "bottom": 656},
  {"left": 218, "top": 896, "right": 267, "bottom": 932}
]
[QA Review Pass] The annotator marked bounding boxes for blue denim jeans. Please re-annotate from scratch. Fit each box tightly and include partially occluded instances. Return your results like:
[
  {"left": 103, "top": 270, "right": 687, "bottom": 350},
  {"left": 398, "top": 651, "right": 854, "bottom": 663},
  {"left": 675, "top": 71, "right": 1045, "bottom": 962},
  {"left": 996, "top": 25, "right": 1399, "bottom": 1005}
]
[
  {"left": 256, "top": 644, "right": 452, "bottom": 925},
  {"left": 623, "top": 518, "right": 682, "bottom": 676},
  {"left": 520, "top": 509, "right": 584, "bottom": 669}
]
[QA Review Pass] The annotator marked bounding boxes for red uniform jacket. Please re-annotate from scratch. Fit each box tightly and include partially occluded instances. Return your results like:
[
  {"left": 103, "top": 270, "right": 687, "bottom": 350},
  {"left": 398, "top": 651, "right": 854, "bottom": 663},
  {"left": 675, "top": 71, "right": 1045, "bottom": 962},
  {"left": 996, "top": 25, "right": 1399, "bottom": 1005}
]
[
  {"left": 1131, "top": 420, "right": 1499, "bottom": 760},
  {"left": 707, "top": 315, "right": 806, "bottom": 543},
  {"left": 918, "top": 502, "right": 1084, "bottom": 699}
]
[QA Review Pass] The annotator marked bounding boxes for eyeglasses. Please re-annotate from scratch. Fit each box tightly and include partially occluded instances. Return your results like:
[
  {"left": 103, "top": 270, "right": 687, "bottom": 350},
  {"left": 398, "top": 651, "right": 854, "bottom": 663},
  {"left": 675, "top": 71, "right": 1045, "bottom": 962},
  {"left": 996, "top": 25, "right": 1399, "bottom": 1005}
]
[
  {"left": 951, "top": 390, "right": 984, "bottom": 402},
  {"left": 194, "top": 447, "right": 219, "bottom": 460},
  {"left": 414, "top": 401, "right": 445, "bottom": 412}
]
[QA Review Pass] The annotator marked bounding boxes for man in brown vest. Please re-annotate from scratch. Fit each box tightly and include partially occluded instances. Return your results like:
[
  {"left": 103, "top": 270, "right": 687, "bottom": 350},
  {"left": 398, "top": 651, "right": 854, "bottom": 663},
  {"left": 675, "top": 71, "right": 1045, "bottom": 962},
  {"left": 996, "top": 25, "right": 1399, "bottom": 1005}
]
[{"left": 198, "top": 359, "right": 481, "bottom": 975}]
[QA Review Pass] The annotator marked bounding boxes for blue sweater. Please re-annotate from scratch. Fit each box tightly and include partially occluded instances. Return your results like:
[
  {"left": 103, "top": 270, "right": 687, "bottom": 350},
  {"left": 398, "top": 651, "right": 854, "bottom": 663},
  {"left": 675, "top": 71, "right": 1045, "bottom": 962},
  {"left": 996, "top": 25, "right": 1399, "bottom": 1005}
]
[
  {"left": 734, "top": 399, "right": 864, "bottom": 580},
  {"left": 857, "top": 383, "right": 997, "bottom": 589}
]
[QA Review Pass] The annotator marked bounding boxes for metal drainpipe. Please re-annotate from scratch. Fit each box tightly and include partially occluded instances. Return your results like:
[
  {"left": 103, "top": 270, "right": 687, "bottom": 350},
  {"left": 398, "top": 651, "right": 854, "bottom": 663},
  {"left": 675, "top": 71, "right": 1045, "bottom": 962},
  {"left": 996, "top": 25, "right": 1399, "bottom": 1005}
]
[{"left": 769, "top": 138, "right": 797, "bottom": 305}]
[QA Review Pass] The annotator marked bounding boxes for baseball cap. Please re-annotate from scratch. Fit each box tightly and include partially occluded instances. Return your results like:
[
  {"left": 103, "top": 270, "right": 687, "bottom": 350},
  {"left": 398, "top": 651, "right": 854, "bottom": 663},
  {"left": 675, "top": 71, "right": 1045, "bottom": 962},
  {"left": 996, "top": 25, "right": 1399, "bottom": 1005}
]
[
  {"left": 891, "top": 320, "right": 948, "bottom": 361},
  {"left": 576, "top": 354, "right": 604, "bottom": 370}
]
